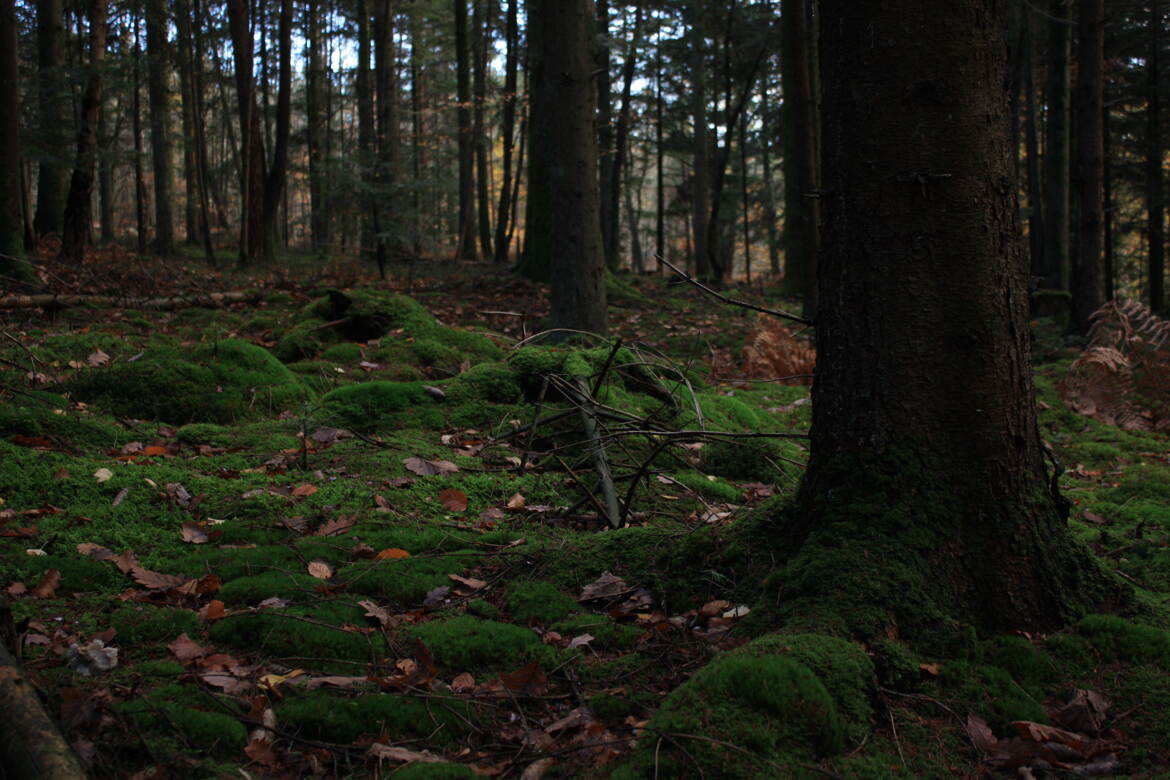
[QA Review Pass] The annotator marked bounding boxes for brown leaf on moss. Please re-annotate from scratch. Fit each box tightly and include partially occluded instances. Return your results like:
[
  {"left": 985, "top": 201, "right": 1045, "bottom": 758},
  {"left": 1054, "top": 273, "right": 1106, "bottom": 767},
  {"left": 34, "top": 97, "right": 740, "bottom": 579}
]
[
  {"left": 31, "top": 568, "right": 61, "bottom": 598},
  {"left": 439, "top": 488, "right": 469, "bottom": 512}
]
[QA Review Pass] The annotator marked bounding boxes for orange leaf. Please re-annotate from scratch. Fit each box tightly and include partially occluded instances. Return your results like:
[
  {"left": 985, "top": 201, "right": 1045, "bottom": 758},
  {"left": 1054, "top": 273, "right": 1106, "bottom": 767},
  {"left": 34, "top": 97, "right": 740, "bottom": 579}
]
[
  {"left": 376, "top": 548, "right": 411, "bottom": 560},
  {"left": 201, "top": 600, "right": 226, "bottom": 621},
  {"left": 31, "top": 568, "right": 61, "bottom": 598},
  {"left": 438, "top": 488, "right": 468, "bottom": 512},
  {"left": 143, "top": 445, "right": 168, "bottom": 456},
  {"left": 291, "top": 483, "right": 318, "bottom": 497}
]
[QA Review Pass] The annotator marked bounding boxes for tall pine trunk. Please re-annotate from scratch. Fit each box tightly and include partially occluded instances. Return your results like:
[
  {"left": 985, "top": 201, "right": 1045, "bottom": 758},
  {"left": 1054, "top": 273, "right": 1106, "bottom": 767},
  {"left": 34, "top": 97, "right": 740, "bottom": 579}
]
[
  {"left": 1148, "top": 2, "right": 1166, "bottom": 313},
  {"left": 492, "top": 0, "right": 519, "bottom": 264},
  {"left": 226, "top": 0, "right": 267, "bottom": 265},
  {"left": 1, "top": 0, "right": 35, "bottom": 285},
  {"left": 1071, "top": 0, "right": 1106, "bottom": 332},
  {"left": 781, "top": 0, "right": 819, "bottom": 316},
  {"left": 306, "top": 0, "right": 330, "bottom": 255},
  {"left": 145, "top": 0, "right": 174, "bottom": 255},
  {"left": 1042, "top": 0, "right": 1072, "bottom": 293},
  {"left": 454, "top": 0, "right": 476, "bottom": 259},
  {"left": 473, "top": 0, "right": 493, "bottom": 259},
  {"left": 33, "top": 0, "right": 69, "bottom": 239}
]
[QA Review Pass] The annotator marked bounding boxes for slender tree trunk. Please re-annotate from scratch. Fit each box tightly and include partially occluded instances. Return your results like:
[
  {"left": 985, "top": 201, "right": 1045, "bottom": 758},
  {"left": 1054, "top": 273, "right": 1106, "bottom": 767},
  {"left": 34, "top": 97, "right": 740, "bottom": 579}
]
[
  {"left": 596, "top": 0, "right": 618, "bottom": 270},
  {"left": 1024, "top": 11, "right": 1045, "bottom": 280},
  {"left": 1071, "top": 0, "right": 1106, "bottom": 332},
  {"left": 34, "top": 0, "right": 69, "bottom": 239},
  {"left": 180, "top": 0, "right": 216, "bottom": 265},
  {"left": 373, "top": 0, "right": 396, "bottom": 275},
  {"left": 410, "top": 1, "right": 425, "bottom": 257},
  {"left": 259, "top": 0, "right": 292, "bottom": 264},
  {"left": 1148, "top": 1, "right": 1166, "bottom": 313},
  {"left": 97, "top": 95, "right": 115, "bottom": 245},
  {"left": 526, "top": 0, "right": 607, "bottom": 333},
  {"left": 59, "top": 0, "right": 108, "bottom": 264},
  {"left": 132, "top": 13, "right": 148, "bottom": 254},
  {"left": 1043, "top": 0, "right": 1072, "bottom": 292},
  {"left": 608, "top": 1, "right": 643, "bottom": 273},
  {"left": 492, "top": 0, "right": 519, "bottom": 264},
  {"left": 1, "top": 0, "right": 35, "bottom": 285},
  {"left": 689, "top": 2, "right": 712, "bottom": 283},
  {"left": 792, "top": 0, "right": 1121, "bottom": 637},
  {"left": 655, "top": 26, "right": 665, "bottom": 272},
  {"left": 454, "top": 0, "right": 476, "bottom": 259},
  {"left": 306, "top": 0, "right": 330, "bottom": 254},
  {"left": 177, "top": 29, "right": 197, "bottom": 245},
  {"left": 226, "top": 0, "right": 268, "bottom": 265},
  {"left": 740, "top": 119, "right": 751, "bottom": 282},
  {"left": 356, "top": 0, "right": 375, "bottom": 262},
  {"left": 473, "top": 0, "right": 493, "bottom": 259},
  {"left": 145, "top": 0, "right": 174, "bottom": 255},
  {"left": 760, "top": 83, "right": 781, "bottom": 275},
  {"left": 1104, "top": 97, "right": 1115, "bottom": 300},
  {"left": 626, "top": 150, "right": 645, "bottom": 272},
  {"left": 781, "top": 0, "right": 819, "bottom": 316}
]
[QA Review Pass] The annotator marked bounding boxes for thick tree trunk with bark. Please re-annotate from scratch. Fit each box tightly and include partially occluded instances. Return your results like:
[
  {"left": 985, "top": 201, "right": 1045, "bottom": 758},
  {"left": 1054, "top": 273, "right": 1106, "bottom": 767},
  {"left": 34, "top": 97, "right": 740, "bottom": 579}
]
[
  {"left": 1, "top": 0, "right": 35, "bottom": 286},
  {"left": 33, "top": 0, "right": 69, "bottom": 239},
  {"left": 525, "top": 0, "right": 607, "bottom": 334},
  {"left": 689, "top": 2, "right": 712, "bottom": 282},
  {"left": 780, "top": 0, "right": 819, "bottom": 316},
  {"left": 1071, "top": 0, "right": 1106, "bottom": 333},
  {"left": 145, "top": 0, "right": 175, "bottom": 255},
  {"left": 59, "top": 0, "right": 108, "bottom": 264},
  {"left": 786, "top": 0, "right": 1122, "bottom": 637}
]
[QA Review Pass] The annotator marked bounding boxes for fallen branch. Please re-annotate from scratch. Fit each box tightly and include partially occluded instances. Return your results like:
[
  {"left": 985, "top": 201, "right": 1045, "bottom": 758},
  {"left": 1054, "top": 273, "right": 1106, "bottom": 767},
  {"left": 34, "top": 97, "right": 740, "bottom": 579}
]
[
  {"left": 658, "top": 255, "right": 814, "bottom": 327},
  {"left": 0, "top": 290, "right": 262, "bottom": 311},
  {"left": 0, "top": 639, "right": 87, "bottom": 778}
]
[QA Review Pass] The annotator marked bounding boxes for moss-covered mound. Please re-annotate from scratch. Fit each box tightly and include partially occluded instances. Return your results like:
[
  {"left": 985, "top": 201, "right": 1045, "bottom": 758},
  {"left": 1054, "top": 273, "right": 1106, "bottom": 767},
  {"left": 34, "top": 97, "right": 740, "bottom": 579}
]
[
  {"left": 64, "top": 338, "right": 306, "bottom": 424},
  {"left": 320, "top": 380, "right": 441, "bottom": 431},
  {"left": 274, "top": 289, "right": 502, "bottom": 367},
  {"left": 614, "top": 633, "right": 875, "bottom": 779}
]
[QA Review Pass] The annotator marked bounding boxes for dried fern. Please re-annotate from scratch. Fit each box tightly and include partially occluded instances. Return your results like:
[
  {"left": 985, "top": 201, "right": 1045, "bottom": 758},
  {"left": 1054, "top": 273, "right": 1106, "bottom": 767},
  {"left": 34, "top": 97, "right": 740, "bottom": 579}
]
[
  {"left": 740, "top": 314, "right": 816, "bottom": 383},
  {"left": 1062, "top": 300, "right": 1170, "bottom": 432}
]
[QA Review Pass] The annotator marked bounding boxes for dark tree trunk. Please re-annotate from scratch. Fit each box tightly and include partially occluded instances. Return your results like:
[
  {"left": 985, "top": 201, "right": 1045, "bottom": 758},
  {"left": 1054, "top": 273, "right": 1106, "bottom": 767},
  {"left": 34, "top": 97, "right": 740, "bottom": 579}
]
[
  {"left": 526, "top": 0, "right": 607, "bottom": 333},
  {"left": 1148, "top": 2, "right": 1166, "bottom": 313},
  {"left": 740, "top": 119, "right": 751, "bottom": 282},
  {"left": 1, "top": 0, "right": 35, "bottom": 285},
  {"left": 306, "top": 0, "right": 330, "bottom": 254},
  {"left": 356, "top": 0, "right": 375, "bottom": 261},
  {"left": 1042, "top": 0, "right": 1072, "bottom": 292},
  {"left": 145, "top": 0, "right": 174, "bottom": 255},
  {"left": 781, "top": 0, "right": 819, "bottom": 316},
  {"left": 177, "top": 27, "right": 197, "bottom": 245},
  {"left": 373, "top": 0, "right": 396, "bottom": 274},
  {"left": 1104, "top": 97, "right": 1115, "bottom": 300},
  {"left": 655, "top": 25, "right": 665, "bottom": 272},
  {"left": 760, "top": 83, "right": 781, "bottom": 275},
  {"left": 132, "top": 13, "right": 148, "bottom": 254},
  {"left": 179, "top": 0, "right": 216, "bottom": 265},
  {"left": 226, "top": 0, "right": 268, "bottom": 265},
  {"left": 454, "top": 0, "right": 476, "bottom": 259},
  {"left": 34, "top": 0, "right": 69, "bottom": 239},
  {"left": 59, "top": 0, "right": 107, "bottom": 264},
  {"left": 789, "top": 0, "right": 1121, "bottom": 636},
  {"left": 97, "top": 103, "right": 114, "bottom": 245},
  {"left": 492, "top": 0, "right": 519, "bottom": 264},
  {"left": 1071, "top": 0, "right": 1106, "bottom": 332},
  {"left": 1024, "top": 11, "right": 1044, "bottom": 279},
  {"left": 260, "top": 0, "right": 292, "bottom": 264},
  {"left": 608, "top": 1, "right": 643, "bottom": 273},
  {"left": 410, "top": 2, "right": 425, "bottom": 257},
  {"left": 689, "top": 1, "right": 712, "bottom": 283},
  {"left": 596, "top": 0, "right": 619, "bottom": 271},
  {"left": 473, "top": 0, "right": 493, "bottom": 259}
]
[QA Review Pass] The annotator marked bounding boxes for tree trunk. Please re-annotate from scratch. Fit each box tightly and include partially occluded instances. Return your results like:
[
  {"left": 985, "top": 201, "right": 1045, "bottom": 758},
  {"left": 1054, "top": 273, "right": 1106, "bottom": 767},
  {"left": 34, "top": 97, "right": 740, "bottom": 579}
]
[
  {"left": 526, "top": 0, "right": 607, "bottom": 334},
  {"left": 178, "top": 0, "right": 216, "bottom": 266},
  {"left": 454, "top": 0, "right": 476, "bottom": 259},
  {"left": 1148, "top": 2, "right": 1166, "bottom": 313},
  {"left": 33, "top": 0, "right": 69, "bottom": 239},
  {"left": 655, "top": 25, "right": 665, "bottom": 272},
  {"left": 689, "top": 2, "right": 712, "bottom": 283},
  {"left": 260, "top": 0, "right": 292, "bottom": 265},
  {"left": 492, "top": 0, "right": 519, "bottom": 264},
  {"left": 596, "top": 0, "right": 618, "bottom": 271},
  {"left": 1, "top": 0, "right": 35, "bottom": 286},
  {"left": 1024, "top": 10, "right": 1044, "bottom": 281},
  {"left": 373, "top": 0, "right": 396, "bottom": 275},
  {"left": 145, "top": 0, "right": 174, "bottom": 255},
  {"left": 1042, "top": 0, "right": 1072, "bottom": 293},
  {"left": 226, "top": 0, "right": 267, "bottom": 265},
  {"left": 1071, "top": 0, "right": 1106, "bottom": 332},
  {"left": 356, "top": 0, "right": 376, "bottom": 262},
  {"left": 473, "top": 0, "right": 493, "bottom": 260},
  {"left": 59, "top": 0, "right": 107, "bottom": 264},
  {"left": 781, "top": 0, "right": 819, "bottom": 316},
  {"left": 410, "top": 1, "right": 425, "bottom": 257},
  {"left": 760, "top": 83, "right": 781, "bottom": 275},
  {"left": 177, "top": 23, "right": 197, "bottom": 245},
  {"left": 132, "top": 13, "right": 148, "bottom": 254},
  {"left": 608, "top": 1, "right": 644, "bottom": 273},
  {"left": 97, "top": 101, "right": 115, "bottom": 245},
  {"left": 789, "top": 0, "right": 1122, "bottom": 637},
  {"left": 306, "top": 0, "right": 330, "bottom": 255}
]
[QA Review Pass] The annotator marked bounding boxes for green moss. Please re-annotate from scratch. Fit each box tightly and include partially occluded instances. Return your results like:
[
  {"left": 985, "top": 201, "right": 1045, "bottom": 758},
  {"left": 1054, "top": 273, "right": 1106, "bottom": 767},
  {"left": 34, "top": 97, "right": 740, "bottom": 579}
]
[
  {"left": 504, "top": 581, "right": 579, "bottom": 624},
  {"left": 616, "top": 648, "right": 849, "bottom": 778},
  {"left": 321, "top": 381, "right": 431, "bottom": 432},
  {"left": 701, "top": 438, "right": 804, "bottom": 483},
  {"left": 411, "top": 338, "right": 462, "bottom": 369},
  {"left": 321, "top": 342, "right": 363, "bottom": 362},
  {"left": 175, "top": 423, "right": 231, "bottom": 446},
  {"left": 117, "top": 685, "right": 246, "bottom": 757},
  {"left": 466, "top": 599, "right": 500, "bottom": 619},
  {"left": 110, "top": 606, "right": 201, "bottom": 644},
  {"left": 692, "top": 392, "right": 765, "bottom": 431},
  {"left": 391, "top": 765, "right": 477, "bottom": 780},
  {"left": 0, "top": 391, "right": 133, "bottom": 449},
  {"left": 552, "top": 615, "right": 644, "bottom": 651},
  {"left": 984, "top": 635, "right": 1057, "bottom": 689},
  {"left": 403, "top": 616, "right": 539, "bottom": 672},
  {"left": 1044, "top": 633, "right": 1097, "bottom": 675},
  {"left": 941, "top": 660, "right": 1046, "bottom": 729},
  {"left": 1077, "top": 614, "right": 1170, "bottom": 666},
  {"left": 65, "top": 339, "right": 305, "bottom": 424},
  {"left": 208, "top": 603, "right": 375, "bottom": 669},
  {"left": 668, "top": 471, "right": 741, "bottom": 503},
  {"left": 588, "top": 692, "right": 640, "bottom": 719},
  {"left": 870, "top": 639, "right": 921, "bottom": 691},
  {"left": 341, "top": 553, "right": 480, "bottom": 606},
  {"left": 444, "top": 363, "right": 521, "bottom": 404},
  {"left": 217, "top": 571, "right": 321, "bottom": 605},
  {"left": 134, "top": 660, "right": 187, "bottom": 677},
  {"left": 277, "top": 690, "right": 469, "bottom": 744}
]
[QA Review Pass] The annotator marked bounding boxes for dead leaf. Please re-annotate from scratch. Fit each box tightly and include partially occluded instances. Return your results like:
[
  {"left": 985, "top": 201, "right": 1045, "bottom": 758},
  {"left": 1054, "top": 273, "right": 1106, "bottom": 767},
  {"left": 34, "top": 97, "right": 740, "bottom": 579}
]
[
  {"left": 578, "top": 572, "right": 632, "bottom": 602},
  {"left": 6, "top": 582, "right": 26, "bottom": 596},
  {"left": 448, "top": 574, "right": 487, "bottom": 590},
  {"left": 545, "top": 707, "right": 591, "bottom": 734},
  {"left": 308, "top": 560, "right": 334, "bottom": 580},
  {"left": 919, "top": 662, "right": 941, "bottom": 677},
  {"left": 500, "top": 661, "right": 547, "bottom": 696},
  {"left": 244, "top": 738, "right": 280, "bottom": 767},
  {"left": 521, "top": 757, "right": 555, "bottom": 780},
  {"left": 966, "top": 714, "right": 998, "bottom": 755},
  {"left": 180, "top": 523, "right": 209, "bottom": 544},
  {"left": 315, "top": 515, "right": 356, "bottom": 537},
  {"left": 291, "top": 483, "right": 318, "bottom": 497},
  {"left": 130, "top": 567, "right": 189, "bottom": 590},
  {"left": 200, "top": 600, "right": 226, "bottom": 621},
  {"left": 367, "top": 744, "right": 444, "bottom": 763},
  {"left": 359, "top": 600, "right": 397, "bottom": 629},
  {"left": 375, "top": 548, "right": 411, "bottom": 560},
  {"left": 506, "top": 493, "right": 526, "bottom": 510},
  {"left": 93, "top": 468, "right": 114, "bottom": 483},
  {"left": 439, "top": 488, "right": 469, "bottom": 512},
  {"left": 31, "top": 568, "right": 61, "bottom": 598},
  {"left": 403, "top": 457, "right": 460, "bottom": 477},
  {"left": 567, "top": 634, "right": 595, "bottom": 650},
  {"left": 168, "top": 633, "right": 209, "bottom": 662},
  {"left": 451, "top": 672, "right": 476, "bottom": 692},
  {"left": 1053, "top": 688, "right": 1110, "bottom": 735},
  {"left": 200, "top": 673, "right": 252, "bottom": 694},
  {"left": 423, "top": 586, "right": 451, "bottom": 607},
  {"left": 87, "top": 350, "right": 110, "bottom": 366}
]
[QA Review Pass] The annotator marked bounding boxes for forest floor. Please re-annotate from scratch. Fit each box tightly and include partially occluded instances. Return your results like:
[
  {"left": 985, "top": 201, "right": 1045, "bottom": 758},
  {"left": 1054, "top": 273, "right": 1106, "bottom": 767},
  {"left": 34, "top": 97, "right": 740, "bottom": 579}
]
[{"left": 2, "top": 248, "right": 1169, "bottom": 779}]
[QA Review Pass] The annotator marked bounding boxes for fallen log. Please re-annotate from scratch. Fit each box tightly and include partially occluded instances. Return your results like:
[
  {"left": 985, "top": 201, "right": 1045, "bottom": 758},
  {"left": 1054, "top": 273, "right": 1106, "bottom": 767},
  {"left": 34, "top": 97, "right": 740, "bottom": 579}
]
[
  {"left": 0, "top": 290, "right": 262, "bottom": 311},
  {"left": 0, "top": 637, "right": 87, "bottom": 778}
]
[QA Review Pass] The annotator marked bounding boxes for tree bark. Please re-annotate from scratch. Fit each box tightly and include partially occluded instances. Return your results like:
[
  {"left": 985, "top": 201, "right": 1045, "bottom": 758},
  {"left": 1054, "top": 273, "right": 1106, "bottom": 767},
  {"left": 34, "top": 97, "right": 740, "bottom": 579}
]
[
  {"left": 608, "top": 1, "right": 644, "bottom": 273},
  {"left": 260, "top": 0, "right": 293, "bottom": 264},
  {"left": 33, "top": 0, "right": 69, "bottom": 239},
  {"left": 1071, "top": 0, "right": 1106, "bottom": 332},
  {"left": 473, "top": 0, "right": 494, "bottom": 260},
  {"left": 1024, "top": 10, "right": 1044, "bottom": 281},
  {"left": 454, "top": 0, "right": 476, "bottom": 259},
  {"left": 59, "top": 0, "right": 108, "bottom": 264},
  {"left": 356, "top": 0, "right": 376, "bottom": 262},
  {"left": 1, "top": 0, "right": 35, "bottom": 286},
  {"left": 373, "top": 0, "right": 396, "bottom": 275},
  {"left": 306, "top": 0, "right": 331, "bottom": 255},
  {"left": 689, "top": 2, "right": 712, "bottom": 283},
  {"left": 0, "top": 641, "right": 87, "bottom": 780},
  {"left": 526, "top": 0, "right": 607, "bottom": 334},
  {"left": 760, "top": 83, "right": 781, "bottom": 275},
  {"left": 781, "top": 0, "right": 819, "bottom": 316},
  {"left": 177, "top": 0, "right": 216, "bottom": 266},
  {"left": 1148, "top": 2, "right": 1166, "bottom": 313},
  {"left": 145, "top": 0, "right": 175, "bottom": 255},
  {"left": 1042, "top": 0, "right": 1072, "bottom": 293},
  {"left": 132, "top": 12, "right": 148, "bottom": 255},
  {"left": 492, "top": 0, "right": 519, "bottom": 264},
  {"left": 226, "top": 0, "right": 267, "bottom": 265},
  {"left": 790, "top": 0, "right": 1122, "bottom": 637}
]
